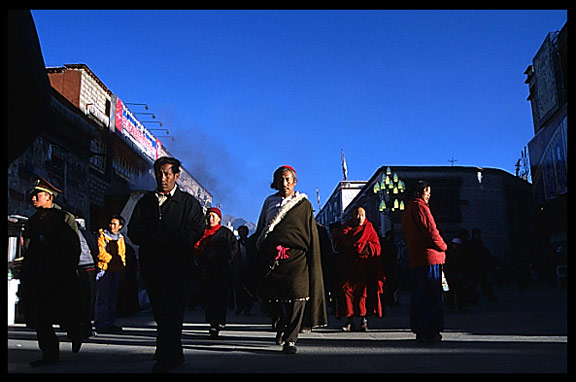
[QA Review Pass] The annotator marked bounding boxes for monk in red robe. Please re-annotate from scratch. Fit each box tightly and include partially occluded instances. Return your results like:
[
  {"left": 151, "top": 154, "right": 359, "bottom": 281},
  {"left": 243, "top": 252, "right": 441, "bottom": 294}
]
[{"left": 335, "top": 206, "right": 385, "bottom": 331}]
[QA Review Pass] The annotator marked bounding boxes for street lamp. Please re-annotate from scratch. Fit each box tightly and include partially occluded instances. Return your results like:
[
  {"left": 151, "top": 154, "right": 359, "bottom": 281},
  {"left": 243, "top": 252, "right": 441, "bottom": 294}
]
[
  {"left": 148, "top": 128, "right": 170, "bottom": 134},
  {"left": 125, "top": 103, "right": 149, "bottom": 110},
  {"left": 142, "top": 121, "right": 163, "bottom": 127},
  {"left": 134, "top": 112, "right": 156, "bottom": 119},
  {"left": 373, "top": 166, "right": 405, "bottom": 214},
  {"left": 148, "top": 128, "right": 174, "bottom": 142}
]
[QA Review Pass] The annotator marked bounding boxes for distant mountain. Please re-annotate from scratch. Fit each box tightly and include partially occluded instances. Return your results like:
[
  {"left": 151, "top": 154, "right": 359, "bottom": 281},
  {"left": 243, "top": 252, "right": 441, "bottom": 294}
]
[{"left": 221, "top": 214, "right": 257, "bottom": 235}]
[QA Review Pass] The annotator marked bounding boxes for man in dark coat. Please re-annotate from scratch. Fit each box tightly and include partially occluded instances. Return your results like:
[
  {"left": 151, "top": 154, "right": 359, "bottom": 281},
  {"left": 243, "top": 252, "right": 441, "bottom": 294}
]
[
  {"left": 254, "top": 165, "right": 327, "bottom": 354},
  {"left": 21, "top": 178, "right": 82, "bottom": 367},
  {"left": 128, "top": 157, "right": 205, "bottom": 373}
]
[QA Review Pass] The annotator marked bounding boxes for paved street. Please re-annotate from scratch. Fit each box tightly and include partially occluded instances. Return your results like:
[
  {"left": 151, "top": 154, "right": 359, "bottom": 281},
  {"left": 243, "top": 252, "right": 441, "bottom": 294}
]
[{"left": 8, "top": 285, "right": 567, "bottom": 373}]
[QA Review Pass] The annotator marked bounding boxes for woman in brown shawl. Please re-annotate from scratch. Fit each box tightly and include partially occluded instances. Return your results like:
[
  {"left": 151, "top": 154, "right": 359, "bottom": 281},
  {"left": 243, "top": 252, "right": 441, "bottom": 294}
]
[{"left": 335, "top": 206, "right": 385, "bottom": 331}]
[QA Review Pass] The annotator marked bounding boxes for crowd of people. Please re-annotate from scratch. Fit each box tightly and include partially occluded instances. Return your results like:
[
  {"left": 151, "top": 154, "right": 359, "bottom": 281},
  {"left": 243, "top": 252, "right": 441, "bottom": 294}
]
[{"left": 18, "top": 157, "right": 507, "bottom": 373}]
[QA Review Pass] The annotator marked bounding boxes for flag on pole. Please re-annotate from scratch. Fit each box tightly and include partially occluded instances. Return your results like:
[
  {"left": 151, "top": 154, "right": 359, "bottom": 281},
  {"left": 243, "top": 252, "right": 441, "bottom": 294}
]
[{"left": 341, "top": 149, "right": 348, "bottom": 180}]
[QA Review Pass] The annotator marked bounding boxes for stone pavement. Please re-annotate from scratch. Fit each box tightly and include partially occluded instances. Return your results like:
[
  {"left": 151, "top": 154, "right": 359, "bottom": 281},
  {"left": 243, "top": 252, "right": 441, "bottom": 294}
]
[{"left": 8, "top": 285, "right": 567, "bottom": 373}]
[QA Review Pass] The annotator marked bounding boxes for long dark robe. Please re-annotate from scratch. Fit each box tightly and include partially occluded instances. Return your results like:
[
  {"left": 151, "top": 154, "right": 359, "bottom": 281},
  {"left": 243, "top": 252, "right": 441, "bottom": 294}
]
[
  {"left": 195, "top": 226, "right": 238, "bottom": 326},
  {"left": 255, "top": 194, "right": 327, "bottom": 328},
  {"left": 21, "top": 207, "right": 82, "bottom": 328}
]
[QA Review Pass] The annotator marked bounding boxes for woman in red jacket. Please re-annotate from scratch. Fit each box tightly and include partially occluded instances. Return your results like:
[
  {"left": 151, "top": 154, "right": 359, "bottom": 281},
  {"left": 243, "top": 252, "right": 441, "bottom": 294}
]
[{"left": 401, "top": 181, "right": 447, "bottom": 342}]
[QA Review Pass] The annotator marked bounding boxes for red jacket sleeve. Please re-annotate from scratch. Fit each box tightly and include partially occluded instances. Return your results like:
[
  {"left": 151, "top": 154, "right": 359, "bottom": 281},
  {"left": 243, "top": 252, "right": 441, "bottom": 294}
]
[{"left": 416, "top": 202, "right": 447, "bottom": 252}]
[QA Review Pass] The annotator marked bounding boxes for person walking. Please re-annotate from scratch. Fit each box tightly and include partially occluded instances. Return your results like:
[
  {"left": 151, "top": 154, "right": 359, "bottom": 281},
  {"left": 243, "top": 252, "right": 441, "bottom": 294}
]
[
  {"left": 444, "top": 237, "right": 471, "bottom": 313},
  {"left": 380, "top": 230, "right": 401, "bottom": 308},
  {"left": 468, "top": 228, "right": 498, "bottom": 302},
  {"left": 334, "top": 206, "right": 385, "bottom": 331},
  {"left": 233, "top": 225, "right": 255, "bottom": 316},
  {"left": 20, "top": 178, "right": 83, "bottom": 367},
  {"left": 254, "top": 165, "right": 327, "bottom": 354},
  {"left": 128, "top": 157, "right": 205, "bottom": 372},
  {"left": 401, "top": 180, "right": 447, "bottom": 343},
  {"left": 194, "top": 207, "right": 238, "bottom": 338},
  {"left": 94, "top": 215, "right": 126, "bottom": 334},
  {"left": 75, "top": 217, "right": 99, "bottom": 339}
]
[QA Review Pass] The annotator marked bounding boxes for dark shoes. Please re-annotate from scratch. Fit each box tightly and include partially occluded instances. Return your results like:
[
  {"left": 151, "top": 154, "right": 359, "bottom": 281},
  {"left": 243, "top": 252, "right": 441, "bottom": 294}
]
[
  {"left": 30, "top": 333, "right": 81, "bottom": 368},
  {"left": 209, "top": 324, "right": 225, "bottom": 339},
  {"left": 416, "top": 332, "right": 443, "bottom": 343},
  {"left": 341, "top": 323, "right": 353, "bottom": 331},
  {"left": 152, "top": 358, "right": 185, "bottom": 373},
  {"left": 276, "top": 333, "right": 297, "bottom": 354},
  {"left": 342, "top": 317, "right": 369, "bottom": 332},
  {"left": 209, "top": 327, "right": 220, "bottom": 339},
  {"left": 275, "top": 332, "right": 285, "bottom": 346},
  {"left": 95, "top": 325, "right": 123, "bottom": 334},
  {"left": 29, "top": 355, "right": 59, "bottom": 367},
  {"left": 360, "top": 317, "right": 368, "bottom": 332},
  {"left": 72, "top": 338, "right": 82, "bottom": 353},
  {"left": 282, "top": 342, "right": 297, "bottom": 354}
]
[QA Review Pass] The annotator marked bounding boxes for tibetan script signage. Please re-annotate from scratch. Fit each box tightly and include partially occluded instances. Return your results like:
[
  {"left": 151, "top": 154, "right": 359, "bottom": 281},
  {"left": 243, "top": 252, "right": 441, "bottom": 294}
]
[{"left": 114, "top": 98, "right": 161, "bottom": 161}]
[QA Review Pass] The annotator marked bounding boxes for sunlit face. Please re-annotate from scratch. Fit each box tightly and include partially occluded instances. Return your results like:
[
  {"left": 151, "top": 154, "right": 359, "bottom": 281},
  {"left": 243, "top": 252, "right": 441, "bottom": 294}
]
[
  {"left": 355, "top": 207, "right": 366, "bottom": 226},
  {"left": 31, "top": 191, "right": 53, "bottom": 209},
  {"left": 207, "top": 212, "right": 221, "bottom": 228},
  {"left": 109, "top": 218, "right": 123, "bottom": 234},
  {"left": 276, "top": 170, "right": 296, "bottom": 198},
  {"left": 421, "top": 186, "right": 431, "bottom": 204},
  {"left": 155, "top": 163, "right": 180, "bottom": 193}
]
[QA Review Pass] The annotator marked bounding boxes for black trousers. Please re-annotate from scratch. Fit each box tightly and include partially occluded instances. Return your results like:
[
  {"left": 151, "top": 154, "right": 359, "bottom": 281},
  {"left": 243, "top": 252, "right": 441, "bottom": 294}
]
[
  {"left": 204, "top": 283, "right": 231, "bottom": 328},
  {"left": 142, "top": 270, "right": 189, "bottom": 363},
  {"left": 35, "top": 322, "right": 60, "bottom": 358},
  {"left": 271, "top": 299, "right": 306, "bottom": 344},
  {"left": 77, "top": 268, "right": 96, "bottom": 335},
  {"left": 35, "top": 321, "right": 81, "bottom": 358}
]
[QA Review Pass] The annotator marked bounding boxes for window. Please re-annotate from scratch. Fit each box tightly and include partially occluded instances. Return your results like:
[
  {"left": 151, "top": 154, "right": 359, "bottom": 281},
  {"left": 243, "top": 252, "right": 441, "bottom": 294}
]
[
  {"left": 112, "top": 154, "right": 136, "bottom": 180},
  {"left": 90, "top": 139, "right": 106, "bottom": 173},
  {"left": 428, "top": 178, "right": 462, "bottom": 223}
]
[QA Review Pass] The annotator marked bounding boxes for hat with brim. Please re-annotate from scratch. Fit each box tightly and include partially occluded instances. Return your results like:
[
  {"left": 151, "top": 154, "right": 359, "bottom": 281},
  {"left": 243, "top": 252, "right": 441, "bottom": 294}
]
[{"left": 30, "top": 177, "right": 62, "bottom": 196}]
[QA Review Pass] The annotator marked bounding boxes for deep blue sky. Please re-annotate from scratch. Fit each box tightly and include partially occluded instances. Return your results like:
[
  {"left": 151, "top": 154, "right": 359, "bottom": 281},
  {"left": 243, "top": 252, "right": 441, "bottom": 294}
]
[{"left": 31, "top": 9, "right": 567, "bottom": 223}]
